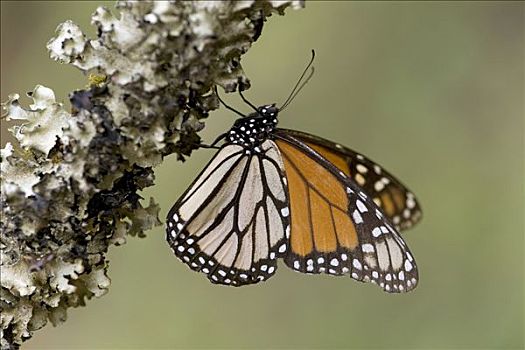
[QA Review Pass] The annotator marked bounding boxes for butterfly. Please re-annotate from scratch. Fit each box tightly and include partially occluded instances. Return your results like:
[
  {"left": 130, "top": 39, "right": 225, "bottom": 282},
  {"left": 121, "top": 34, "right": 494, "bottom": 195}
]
[{"left": 166, "top": 51, "right": 422, "bottom": 293}]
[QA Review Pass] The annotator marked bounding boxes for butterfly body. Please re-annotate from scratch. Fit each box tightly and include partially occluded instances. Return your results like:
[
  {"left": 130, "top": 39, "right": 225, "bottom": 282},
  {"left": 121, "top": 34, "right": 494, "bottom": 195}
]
[
  {"left": 227, "top": 105, "right": 279, "bottom": 149},
  {"left": 166, "top": 102, "right": 422, "bottom": 292}
]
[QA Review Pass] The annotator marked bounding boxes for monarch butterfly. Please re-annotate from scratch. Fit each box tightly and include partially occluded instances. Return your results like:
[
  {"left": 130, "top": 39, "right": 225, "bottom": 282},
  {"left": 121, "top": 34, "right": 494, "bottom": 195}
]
[{"left": 166, "top": 52, "right": 422, "bottom": 293}]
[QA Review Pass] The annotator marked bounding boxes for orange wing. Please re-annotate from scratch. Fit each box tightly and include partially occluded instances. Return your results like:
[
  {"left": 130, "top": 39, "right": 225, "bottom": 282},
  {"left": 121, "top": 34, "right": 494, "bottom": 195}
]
[
  {"left": 277, "top": 129, "right": 422, "bottom": 231},
  {"left": 275, "top": 134, "right": 418, "bottom": 293}
]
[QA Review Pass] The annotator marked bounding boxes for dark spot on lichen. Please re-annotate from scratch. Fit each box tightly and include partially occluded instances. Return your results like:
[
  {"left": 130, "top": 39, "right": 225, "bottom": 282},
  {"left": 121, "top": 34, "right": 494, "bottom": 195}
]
[
  {"left": 251, "top": 11, "right": 265, "bottom": 41},
  {"left": 2, "top": 324, "right": 19, "bottom": 350},
  {"left": 86, "top": 166, "right": 153, "bottom": 217},
  {"left": 238, "top": 77, "right": 250, "bottom": 92},
  {"left": 70, "top": 90, "right": 94, "bottom": 112}
]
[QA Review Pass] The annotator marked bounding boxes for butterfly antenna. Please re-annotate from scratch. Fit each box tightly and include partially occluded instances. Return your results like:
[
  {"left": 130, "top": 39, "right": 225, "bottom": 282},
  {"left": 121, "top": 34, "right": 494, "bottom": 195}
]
[
  {"left": 214, "top": 86, "right": 246, "bottom": 118},
  {"left": 239, "top": 89, "right": 259, "bottom": 114},
  {"left": 280, "top": 49, "right": 316, "bottom": 111},
  {"left": 280, "top": 67, "right": 314, "bottom": 111}
]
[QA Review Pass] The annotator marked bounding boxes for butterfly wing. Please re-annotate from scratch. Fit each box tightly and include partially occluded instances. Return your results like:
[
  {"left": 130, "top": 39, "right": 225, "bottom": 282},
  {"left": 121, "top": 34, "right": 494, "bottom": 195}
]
[
  {"left": 166, "top": 141, "right": 290, "bottom": 286},
  {"left": 277, "top": 129, "right": 422, "bottom": 231},
  {"left": 274, "top": 131, "right": 418, "bottom": 292}
]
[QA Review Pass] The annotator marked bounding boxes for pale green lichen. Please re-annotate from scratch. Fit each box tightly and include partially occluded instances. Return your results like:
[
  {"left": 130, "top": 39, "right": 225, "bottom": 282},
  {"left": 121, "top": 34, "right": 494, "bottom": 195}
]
[
  {"left": 0, "top": 1, "right": 303, "bottom": 348},
  {"left": 3, "top": 86, "right": 69, "bottom": 157}
]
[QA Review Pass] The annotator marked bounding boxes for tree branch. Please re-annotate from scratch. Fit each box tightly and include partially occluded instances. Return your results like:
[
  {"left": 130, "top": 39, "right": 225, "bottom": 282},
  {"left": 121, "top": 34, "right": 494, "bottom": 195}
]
[{"left": 0, "top": 1, "right": 304, "bottom": 347}]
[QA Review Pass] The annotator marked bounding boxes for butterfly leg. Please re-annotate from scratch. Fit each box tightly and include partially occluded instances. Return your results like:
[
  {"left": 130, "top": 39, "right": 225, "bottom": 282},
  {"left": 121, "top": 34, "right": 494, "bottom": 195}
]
[
  {"left": 193, "top": 132, "right": 228, "bottom": 150},
  {"left": 197, "top": 143, "right": 221, "bottom": 150},
  {"left": 210, "top": 132, "right": 228, "bottom": 147}
]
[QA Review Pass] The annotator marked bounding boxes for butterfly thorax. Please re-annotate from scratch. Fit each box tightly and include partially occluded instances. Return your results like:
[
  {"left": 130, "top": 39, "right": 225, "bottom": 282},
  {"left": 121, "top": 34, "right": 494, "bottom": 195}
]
[{"left": 227, "top": 104, "right": 279, "bottom": 150}]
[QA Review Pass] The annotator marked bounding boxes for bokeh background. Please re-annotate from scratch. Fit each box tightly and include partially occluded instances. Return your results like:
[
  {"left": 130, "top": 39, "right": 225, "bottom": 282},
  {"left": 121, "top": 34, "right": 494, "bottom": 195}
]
[{"left": 2, "top": 1, "right": 523, "bottom": 349}]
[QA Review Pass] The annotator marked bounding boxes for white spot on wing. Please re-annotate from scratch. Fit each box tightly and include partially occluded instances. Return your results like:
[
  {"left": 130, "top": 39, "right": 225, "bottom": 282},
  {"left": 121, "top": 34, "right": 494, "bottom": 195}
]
[
  {"left": 355, "top": 173, "right": 365, "bottom": 186},
  {"left": 362, "top": 244, "right": 375, "bottom": 253},
  {"left": 356, "top": 199, "right": 368, "bottom": 213},
  {"left": 374, "top": 181, "right": 385, "bottom": 192},
  {"left": 404, "top": 260, "right": 413, "bottom": 272},
  {"left": 352, "top": 259, "right": 362, "bottom": 270},
  {"left": 398, "top": 271, "right": 405, "bottom": 280},
  {"left": 352, "top": 210, "right": 363, "bottom": 224},
  {"left": 356, "top": 164, "right": 368, "bottom": 173}
]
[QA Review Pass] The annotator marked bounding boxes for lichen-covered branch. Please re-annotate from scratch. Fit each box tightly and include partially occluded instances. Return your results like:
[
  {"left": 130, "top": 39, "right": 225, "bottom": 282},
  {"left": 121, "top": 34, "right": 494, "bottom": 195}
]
[{"left": 0, "top": 1, "right": 303, "bottom": 348}]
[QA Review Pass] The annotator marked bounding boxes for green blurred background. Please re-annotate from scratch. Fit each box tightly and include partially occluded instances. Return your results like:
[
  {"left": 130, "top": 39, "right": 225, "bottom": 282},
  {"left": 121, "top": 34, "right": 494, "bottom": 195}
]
[{"left": 1, "top": 1, "right": 523, "bottom": 349}]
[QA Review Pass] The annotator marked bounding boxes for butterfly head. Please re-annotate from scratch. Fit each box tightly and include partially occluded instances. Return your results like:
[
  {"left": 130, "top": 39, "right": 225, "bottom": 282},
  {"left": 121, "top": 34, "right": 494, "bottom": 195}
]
[{"left": 227, "top": 104, "right": 279, "bottom": 149}]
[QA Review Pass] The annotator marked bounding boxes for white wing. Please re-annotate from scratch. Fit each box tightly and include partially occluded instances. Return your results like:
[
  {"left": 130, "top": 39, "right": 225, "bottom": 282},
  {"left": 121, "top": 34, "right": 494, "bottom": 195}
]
[{"left": 166, "top": 141, "right": 290, "bottom": 286}]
